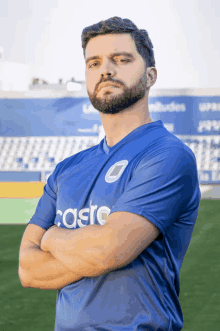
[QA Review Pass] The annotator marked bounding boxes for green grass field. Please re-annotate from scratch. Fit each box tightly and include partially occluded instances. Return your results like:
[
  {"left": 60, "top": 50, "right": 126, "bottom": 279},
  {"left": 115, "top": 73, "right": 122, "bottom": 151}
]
[{"left": 0, "top": 198, "right": 219, "bottom": 330}]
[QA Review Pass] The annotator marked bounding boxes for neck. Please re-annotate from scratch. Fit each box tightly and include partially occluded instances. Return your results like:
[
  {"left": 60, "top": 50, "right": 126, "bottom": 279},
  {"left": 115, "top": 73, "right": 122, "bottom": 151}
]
[{"left": 100, "top": 94, "right": 152, "bottom": 148}]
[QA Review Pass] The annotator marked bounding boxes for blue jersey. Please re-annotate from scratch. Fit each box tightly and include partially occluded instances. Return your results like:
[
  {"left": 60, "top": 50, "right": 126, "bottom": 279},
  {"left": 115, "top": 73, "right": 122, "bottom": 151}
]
[{"left": 28, "top": 120, "right": 201, "bottom": 331}]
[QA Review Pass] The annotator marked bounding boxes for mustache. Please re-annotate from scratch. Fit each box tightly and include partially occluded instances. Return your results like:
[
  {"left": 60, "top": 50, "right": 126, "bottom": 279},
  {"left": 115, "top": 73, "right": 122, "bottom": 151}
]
[{"left": 95, "top": 78, "right": 124, "bottom": 93}]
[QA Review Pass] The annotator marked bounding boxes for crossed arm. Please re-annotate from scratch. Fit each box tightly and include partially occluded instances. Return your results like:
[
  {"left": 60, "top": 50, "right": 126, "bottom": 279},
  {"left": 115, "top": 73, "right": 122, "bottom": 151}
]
[
  {"left": 18, "top": 224, "right": 112, "bottom": 291},
  {"left": 40, "top": 224, "right": 113, "bottom": 276},
  {"left": 19, "top": 212, "right": 159, "bottom": 290}
]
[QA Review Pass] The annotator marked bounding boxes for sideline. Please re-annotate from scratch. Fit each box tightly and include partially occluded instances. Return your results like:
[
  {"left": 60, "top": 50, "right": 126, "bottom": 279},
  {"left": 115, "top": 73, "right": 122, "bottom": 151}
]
[
  {"left": 0, "top": 182, "right": 46, "bottom": 198},
  {"left": 200, "top": 184, "right": 220, "bottom": 199},
  {"left": 0, "top": 182, "right": 220, "bottom": 199}
]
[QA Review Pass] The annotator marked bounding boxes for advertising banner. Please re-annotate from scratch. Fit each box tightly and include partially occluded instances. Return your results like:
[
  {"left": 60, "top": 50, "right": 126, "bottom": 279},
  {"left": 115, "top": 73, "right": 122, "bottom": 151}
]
[
  {"left": 1, "top": 93, "right": 220, "bottom": 183},
  {"left": 149, "top": 96, "right": 220, "bottom": 135},
  {"left": 195, "top": 97, "right": 220, "bottom": 135},
  {"left": 149, "top": 96, "right": 194, "bottom": 134},
  {"left": 0, "top": 97, "right": 102, "bottom": 137}
]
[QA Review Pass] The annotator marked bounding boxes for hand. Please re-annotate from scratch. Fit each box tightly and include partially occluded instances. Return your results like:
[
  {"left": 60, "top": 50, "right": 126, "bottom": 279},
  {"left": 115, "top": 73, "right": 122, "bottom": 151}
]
[{"left": 40, "top": 225, "right": 58, "bottom": 253}]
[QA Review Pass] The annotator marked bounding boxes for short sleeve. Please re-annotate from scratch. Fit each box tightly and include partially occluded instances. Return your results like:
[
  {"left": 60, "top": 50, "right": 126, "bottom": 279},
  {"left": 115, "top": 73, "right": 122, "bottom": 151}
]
[
  {"left": 109, "top": 147, "right": 200, "bottom": 236},
  {"left": 28, "top": 163, "right": 61, "bottom": 230}
]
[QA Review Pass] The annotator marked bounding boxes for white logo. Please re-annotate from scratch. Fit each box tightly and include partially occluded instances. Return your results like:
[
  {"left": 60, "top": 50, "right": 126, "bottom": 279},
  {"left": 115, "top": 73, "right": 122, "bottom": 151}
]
[
  {"left": 199, "top": 102, "right": 220, "bottom": 112},
  {"left": 105, "top": 160, "right": 129, "bottom": 183},
  {"left": 198, "top": 120, "right": 220, "bottom": 132},
  {"left": 56, "top": 205, "right": 111, "bottom": 228},
  {"left": 149, "top": 101, "right": 186, "bottom": 112}
]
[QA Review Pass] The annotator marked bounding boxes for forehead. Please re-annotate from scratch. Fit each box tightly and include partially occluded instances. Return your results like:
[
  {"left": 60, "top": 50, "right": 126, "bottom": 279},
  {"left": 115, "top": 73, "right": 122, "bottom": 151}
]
[{"left": 85, "top": 33, "right": 139, "bottom": 59}]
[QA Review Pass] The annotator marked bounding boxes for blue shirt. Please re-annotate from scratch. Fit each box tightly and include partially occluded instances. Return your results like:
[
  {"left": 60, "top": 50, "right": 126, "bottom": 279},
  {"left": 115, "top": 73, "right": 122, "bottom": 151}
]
[{"left": 29, "top": 120, "right": 201, "bottom": 330}]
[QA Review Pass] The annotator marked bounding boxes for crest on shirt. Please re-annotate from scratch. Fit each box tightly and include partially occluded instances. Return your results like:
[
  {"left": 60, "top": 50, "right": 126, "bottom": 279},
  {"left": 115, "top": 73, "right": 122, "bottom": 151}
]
[{"left": 105, "top": 160, "right": 129, "bottom": 183}]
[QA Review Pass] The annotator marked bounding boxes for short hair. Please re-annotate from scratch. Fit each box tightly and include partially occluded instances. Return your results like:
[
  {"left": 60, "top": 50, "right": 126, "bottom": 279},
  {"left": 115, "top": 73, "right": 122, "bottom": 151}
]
[{"left": 81, "top": 16, "right": 155, "bottom": 68}]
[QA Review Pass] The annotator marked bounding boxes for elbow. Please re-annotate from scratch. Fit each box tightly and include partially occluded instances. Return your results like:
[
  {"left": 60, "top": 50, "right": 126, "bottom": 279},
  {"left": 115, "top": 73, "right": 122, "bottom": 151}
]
[
  {"left": 93, "top": 250, "right": 120, "bottom": 275},
  {"left": 19, "top": 279, "right": 32, "bottom": 288},
  {"left": 20, "top": 281, "right": 31, "bottom": 289},
  {"left": 18, "top": 265, "right": 58, "bottom": 290},
  {"left": 20, "top": 278, "right": 31, "bottom": 288},
  {"left": 100, "top": 250, "right": 129, "bottom": 274},
  {"left": 18, "top": 265, "right": 32, "bottom": 288}
]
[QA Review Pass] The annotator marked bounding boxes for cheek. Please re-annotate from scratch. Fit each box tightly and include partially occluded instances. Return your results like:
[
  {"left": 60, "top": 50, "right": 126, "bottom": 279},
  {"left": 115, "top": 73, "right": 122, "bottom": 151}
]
[
  {"left": 86, "top": 73, "right": 97, "bottom": 92},
  {"left": 128, "top": 66, "right": 145, "bottom": 85}
]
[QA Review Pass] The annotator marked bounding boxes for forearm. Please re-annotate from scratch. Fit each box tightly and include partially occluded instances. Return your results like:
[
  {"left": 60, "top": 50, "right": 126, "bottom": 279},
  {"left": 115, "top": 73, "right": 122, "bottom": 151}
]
[
  {"left": 41, "top": 225, "right": 111, "bottom": 277},
  {"left": 19, "top": 244, "right": 84, "bottom": 290}
]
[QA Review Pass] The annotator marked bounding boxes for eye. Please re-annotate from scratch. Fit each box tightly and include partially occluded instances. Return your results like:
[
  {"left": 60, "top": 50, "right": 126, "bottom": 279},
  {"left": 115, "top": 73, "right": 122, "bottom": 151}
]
[
  {"left": 89, "top": 62, "right": 99, "bottom": 69},
  {"left": 114, "top": 58, "right": 131, "bottom": 64}
]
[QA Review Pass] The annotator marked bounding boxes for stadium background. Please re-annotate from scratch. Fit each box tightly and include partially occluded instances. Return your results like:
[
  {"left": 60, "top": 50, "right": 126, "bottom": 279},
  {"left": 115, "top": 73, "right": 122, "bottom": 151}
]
[
  {"left": 1, "top": 24, "right": 220, "bottom": 331},
  {"left": 1, "top": 84, "right": 220, "bottom": 199}
]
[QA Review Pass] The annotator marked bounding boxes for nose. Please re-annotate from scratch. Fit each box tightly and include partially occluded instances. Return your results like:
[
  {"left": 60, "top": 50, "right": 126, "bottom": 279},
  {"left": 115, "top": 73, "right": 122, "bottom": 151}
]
[
  {"left": 100, "top": 59, "right": 116, "bottom": 79},
  {"left": 101, "top": 72, "right": 112, "bottom": 79}
]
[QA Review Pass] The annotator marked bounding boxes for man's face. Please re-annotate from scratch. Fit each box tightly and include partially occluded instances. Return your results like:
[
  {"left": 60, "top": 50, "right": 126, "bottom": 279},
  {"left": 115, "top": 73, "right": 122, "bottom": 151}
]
[{"left": 85, "top": 33, "right": 148, "bottom": 114}]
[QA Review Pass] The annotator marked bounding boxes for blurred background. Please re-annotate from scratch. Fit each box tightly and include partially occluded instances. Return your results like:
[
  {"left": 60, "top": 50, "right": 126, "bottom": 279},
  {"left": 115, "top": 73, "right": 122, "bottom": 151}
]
[
  {"left": 0, "top": 1, "right": 220, "bottom": 330},
  {"left": 0, "top": 0, "right": 220, "bottom": 198}
]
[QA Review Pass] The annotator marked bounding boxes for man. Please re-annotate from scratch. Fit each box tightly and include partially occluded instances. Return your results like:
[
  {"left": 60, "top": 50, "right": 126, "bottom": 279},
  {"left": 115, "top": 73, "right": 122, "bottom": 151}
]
[{"left": 19, "top": 16, "right": 201, "bottom": 330}]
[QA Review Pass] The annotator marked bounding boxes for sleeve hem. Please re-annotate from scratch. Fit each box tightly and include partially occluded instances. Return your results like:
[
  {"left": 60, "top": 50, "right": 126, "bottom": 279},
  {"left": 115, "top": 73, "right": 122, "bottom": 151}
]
[
  {"left": 109, "top": 206, "right": 166, "bottom": 236},
  {"left": 28, "top": 217, "right": 54, "bottom": 231}
]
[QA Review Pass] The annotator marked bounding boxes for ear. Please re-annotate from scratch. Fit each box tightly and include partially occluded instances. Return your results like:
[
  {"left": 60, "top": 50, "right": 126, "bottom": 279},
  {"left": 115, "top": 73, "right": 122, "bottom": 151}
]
[{"left": 146, "top": 67, "right": 157, "bottom": 88}]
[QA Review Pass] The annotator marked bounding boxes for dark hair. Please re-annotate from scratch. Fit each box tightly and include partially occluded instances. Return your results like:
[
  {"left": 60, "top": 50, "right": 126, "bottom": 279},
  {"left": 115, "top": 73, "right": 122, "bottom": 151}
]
[{"left": 81, "top": 16, "right": 155, "bottom": 68}]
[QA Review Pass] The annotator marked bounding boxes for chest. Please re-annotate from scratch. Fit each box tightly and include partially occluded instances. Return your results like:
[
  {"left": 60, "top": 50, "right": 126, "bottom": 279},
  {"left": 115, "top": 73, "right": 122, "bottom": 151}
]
[{"left": 54, "top": 157, "right": 133, "bottom": 229}]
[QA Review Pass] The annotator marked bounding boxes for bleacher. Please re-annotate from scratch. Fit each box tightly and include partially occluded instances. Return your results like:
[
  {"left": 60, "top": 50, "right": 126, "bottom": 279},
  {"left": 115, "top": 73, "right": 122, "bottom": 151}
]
[
  {"left": 1, "top": 88, "right": 220, "bottom": 188},
  {"left": 0, "top": 135, "right": 220, "bottom": 173},
  {"left": 177, "top": 135, "right": 220, "bottom": 171},
  {"left": 0, "top": 136, "right": 99, "bottom": 172}
]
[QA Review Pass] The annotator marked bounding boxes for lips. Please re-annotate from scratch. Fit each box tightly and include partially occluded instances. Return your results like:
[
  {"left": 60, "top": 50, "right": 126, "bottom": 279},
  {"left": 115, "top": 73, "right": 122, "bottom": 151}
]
[{"left": 98, "top": 82, "right": 120, "bottom": 92}]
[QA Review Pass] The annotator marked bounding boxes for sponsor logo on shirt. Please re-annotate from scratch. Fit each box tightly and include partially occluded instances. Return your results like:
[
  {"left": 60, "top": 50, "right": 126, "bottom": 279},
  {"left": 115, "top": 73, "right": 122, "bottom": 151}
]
[
  {"left": 56, "top": 205, "right": 111, "bottom": 228},
  {"left": 105, "top": 160, "right": 129, "bottom": 183}
]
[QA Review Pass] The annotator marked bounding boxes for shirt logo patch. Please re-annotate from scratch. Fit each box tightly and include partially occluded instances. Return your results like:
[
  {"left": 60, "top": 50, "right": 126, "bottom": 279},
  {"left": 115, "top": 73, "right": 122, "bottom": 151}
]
[
  {"left": 56, "top": 205, "right": 111, "bottom": 228},
  {"left": 105, "top": 160, "right": 129, "bottom": 183}
]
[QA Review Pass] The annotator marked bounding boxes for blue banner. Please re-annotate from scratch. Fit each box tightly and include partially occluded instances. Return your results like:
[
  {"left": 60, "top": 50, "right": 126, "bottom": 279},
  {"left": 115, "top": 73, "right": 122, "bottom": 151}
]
[
  {"left": 0, "top": 97, "right": 101, "bottom": 136},
  {"left": 1, "top": 96, "right": 220, "bottom": 136},
  {"left": 149, "top": 96, "right": 220, "bottom": 135},
  {"left": 149, "top": 96, "right": 195, "bottom": 134},
  {"left": 195, "top": 97, "right": 220, "bottom": 134},
  {"left": 1, "top": 95, "right": 220, "bottom": 184}
]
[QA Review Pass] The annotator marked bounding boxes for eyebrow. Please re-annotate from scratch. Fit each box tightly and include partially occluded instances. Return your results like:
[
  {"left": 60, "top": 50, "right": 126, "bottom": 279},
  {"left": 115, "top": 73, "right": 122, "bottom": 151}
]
[{"left": 85, "top": 52, "right": 135, "bottom": 65}]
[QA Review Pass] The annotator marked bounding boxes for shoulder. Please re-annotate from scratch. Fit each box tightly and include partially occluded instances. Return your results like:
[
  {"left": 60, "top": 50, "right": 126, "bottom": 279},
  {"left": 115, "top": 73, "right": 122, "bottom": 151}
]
[
  {"left": 48, "top": 144, "right": 99, "bottom": 184},
  {"left": 162, "top": 133, "right": 197, "bottom": 165},
  {"left": 154, "top": 129, "right": 195, "bottom": 160},
  {"left": 135, "top": 131, "right": 197, "bottom": 173}
]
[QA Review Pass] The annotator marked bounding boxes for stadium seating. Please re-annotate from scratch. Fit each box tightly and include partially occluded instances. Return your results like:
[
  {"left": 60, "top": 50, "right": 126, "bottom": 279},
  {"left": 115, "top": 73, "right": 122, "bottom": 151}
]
[
  {"left": 0, "top": 135, "right": 220, "bottom": 173},
  {"left": 0, "top": 136, "right": 99, "bottom": 171},
  {"left": 176, "top": 135, "right": 220, "bottom": 170}
]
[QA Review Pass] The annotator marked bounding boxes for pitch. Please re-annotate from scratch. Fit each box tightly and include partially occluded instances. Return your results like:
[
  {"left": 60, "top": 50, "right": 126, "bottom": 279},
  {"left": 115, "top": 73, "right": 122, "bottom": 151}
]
[{"left": 0, "top": 199, "right": 219, "bottom": 330}]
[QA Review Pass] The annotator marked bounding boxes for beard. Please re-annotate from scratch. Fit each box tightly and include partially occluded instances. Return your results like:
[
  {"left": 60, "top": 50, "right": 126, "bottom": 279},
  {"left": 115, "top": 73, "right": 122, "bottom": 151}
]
[{"left": 87, "top": 70, "right": 148, "bottom": 115}]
